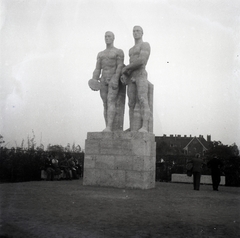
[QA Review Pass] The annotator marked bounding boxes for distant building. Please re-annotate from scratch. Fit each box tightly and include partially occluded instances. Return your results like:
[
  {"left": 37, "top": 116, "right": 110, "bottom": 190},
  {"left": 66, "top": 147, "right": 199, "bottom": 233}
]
[
  {"left": 155, "top": 134, "right": 211, "bottom": 160},
  {"left": 155, "top": 134, "right": 212, "bottom": 181}
]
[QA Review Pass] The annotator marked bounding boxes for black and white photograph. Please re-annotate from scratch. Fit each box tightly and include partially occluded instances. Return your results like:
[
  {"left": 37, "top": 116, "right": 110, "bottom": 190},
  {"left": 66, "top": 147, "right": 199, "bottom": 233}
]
[{"left": 1, "top": 0, "right": 239, "bottom": 237}]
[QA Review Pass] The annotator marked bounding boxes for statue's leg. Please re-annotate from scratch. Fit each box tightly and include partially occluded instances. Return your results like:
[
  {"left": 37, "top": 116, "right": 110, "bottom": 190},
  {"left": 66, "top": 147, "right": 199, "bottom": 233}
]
[
  {"left": 137, "top": 72, "right": 150, "bottom": 132},
  {"left": 103, "top": 86, "right": 118, "bottom": 132},
  {"left": 100, "top": 83, "right": 108, "bottom": 128},
  {"left": 127, "top": 82, "right": 136, "bottom": 131},
  {"left": 114, "top": 82, "right": 126, "bottom": 131}
]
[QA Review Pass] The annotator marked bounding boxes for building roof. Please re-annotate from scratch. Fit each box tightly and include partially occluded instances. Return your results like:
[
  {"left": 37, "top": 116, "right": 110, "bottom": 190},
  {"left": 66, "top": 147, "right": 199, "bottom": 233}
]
[
  {"left": 182, "top": 137, "right": 208, "bottom": 151},
  {"left": 155, "top": 134, "right": 211, "bottom": 151}
]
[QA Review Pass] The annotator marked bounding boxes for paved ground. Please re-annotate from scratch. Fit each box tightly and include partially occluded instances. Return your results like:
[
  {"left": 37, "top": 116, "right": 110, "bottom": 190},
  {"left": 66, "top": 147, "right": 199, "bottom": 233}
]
[{"left": 0, "top": 179, "right": 239, "bottom": 238}]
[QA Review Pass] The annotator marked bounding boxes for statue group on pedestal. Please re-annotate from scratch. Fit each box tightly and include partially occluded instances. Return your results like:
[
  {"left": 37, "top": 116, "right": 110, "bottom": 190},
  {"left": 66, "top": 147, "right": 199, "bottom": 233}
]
[{"left": 89, "top": 26, "right": 153, "bottom": 133}]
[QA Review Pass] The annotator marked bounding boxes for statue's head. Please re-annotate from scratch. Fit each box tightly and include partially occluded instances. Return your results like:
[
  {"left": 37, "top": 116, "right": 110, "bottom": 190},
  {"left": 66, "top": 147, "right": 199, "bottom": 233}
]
[
  {"left": 133, "top": 26, "right": 143, "bottom": 39},
  {"left": 105, "top": 31, "right": 115, "bottom": 45}
]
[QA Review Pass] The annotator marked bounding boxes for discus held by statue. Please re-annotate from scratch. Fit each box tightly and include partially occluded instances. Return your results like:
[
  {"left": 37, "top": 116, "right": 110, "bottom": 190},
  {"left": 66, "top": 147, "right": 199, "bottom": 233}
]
[{"left": 88, "top": 79, "right": 101, "bottom": 91}]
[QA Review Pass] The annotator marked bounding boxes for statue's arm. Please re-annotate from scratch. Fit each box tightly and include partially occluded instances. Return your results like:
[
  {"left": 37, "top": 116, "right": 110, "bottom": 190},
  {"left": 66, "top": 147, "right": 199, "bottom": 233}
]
[
  {"left": 123, "top": 42, "right": 151, "bottom": 75},
  {"left": 110, "top": 50, "right": 124, "bottom": 89},
  {"left": 92, "top": 53, "right": 102, "bottom": 80},
  {"left": 115, "top": 49, "right": 124, "bottom": 78}
]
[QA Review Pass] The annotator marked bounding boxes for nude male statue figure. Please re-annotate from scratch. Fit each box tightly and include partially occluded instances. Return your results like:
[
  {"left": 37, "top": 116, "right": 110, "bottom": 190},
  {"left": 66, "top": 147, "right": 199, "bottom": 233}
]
[
  {"left": 121, "top": 26, "right": 151, "bottom": 132},
  {"left": 89, "top": 31, "right": 124, "bottom": 132}
]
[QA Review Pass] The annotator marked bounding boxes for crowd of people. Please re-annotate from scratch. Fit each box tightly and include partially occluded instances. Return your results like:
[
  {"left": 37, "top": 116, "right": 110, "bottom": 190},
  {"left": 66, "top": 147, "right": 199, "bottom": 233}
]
[{"left": 44, "top": 154, "right": 83, "bottom": 181}]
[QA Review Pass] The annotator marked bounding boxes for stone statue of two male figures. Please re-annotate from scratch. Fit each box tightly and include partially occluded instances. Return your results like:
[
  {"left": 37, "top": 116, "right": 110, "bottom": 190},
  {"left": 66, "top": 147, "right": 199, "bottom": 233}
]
[{"left": 89, "top": 26, "right": 153, "bottom": 133}]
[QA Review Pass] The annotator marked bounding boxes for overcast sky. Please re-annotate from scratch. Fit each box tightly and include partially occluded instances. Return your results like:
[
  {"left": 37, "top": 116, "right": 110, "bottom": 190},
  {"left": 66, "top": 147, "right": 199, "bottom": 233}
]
[{"left": 1, "top": 0, "right": 240, "bottom": 150}]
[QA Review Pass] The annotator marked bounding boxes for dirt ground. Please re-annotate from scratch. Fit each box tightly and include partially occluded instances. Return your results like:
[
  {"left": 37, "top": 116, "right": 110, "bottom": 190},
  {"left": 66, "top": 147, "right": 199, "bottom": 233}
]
[{"left": 0, "top": 179, "right": 239, "bottom": 238}]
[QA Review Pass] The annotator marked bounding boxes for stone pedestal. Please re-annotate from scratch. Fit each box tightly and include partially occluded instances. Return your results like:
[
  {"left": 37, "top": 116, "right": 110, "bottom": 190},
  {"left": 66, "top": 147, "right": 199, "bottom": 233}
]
[{"left": 83, "top": 131, "right": 156, "bottom": 189}]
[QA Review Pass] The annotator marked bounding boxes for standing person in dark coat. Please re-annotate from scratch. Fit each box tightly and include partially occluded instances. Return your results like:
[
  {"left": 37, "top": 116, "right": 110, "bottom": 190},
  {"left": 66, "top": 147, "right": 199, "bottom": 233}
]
[
  {"left": 207, "top": 155, "right": 223, "bottom": 191},
  {"left": 190, "top": 153, "right": 205, "bottom": 191}
]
